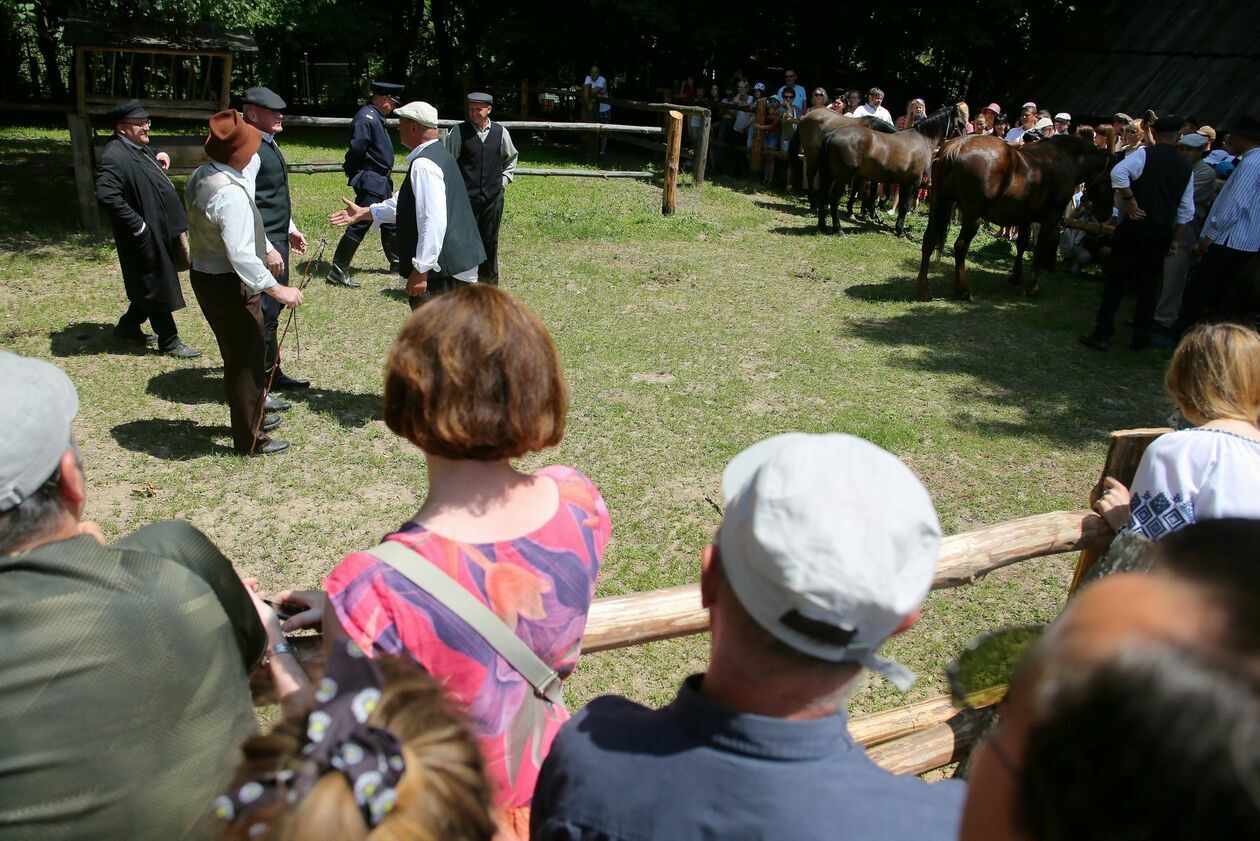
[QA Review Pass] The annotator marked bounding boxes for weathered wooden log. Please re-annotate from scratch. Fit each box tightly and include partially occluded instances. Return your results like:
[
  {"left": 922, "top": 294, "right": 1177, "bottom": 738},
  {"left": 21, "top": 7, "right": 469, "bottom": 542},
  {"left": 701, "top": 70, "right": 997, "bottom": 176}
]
[
  {"left": 867, "top": 707, "right": 992, "bottom": 776},
  {"left": 252, "top": 508, "right": 1111, "bottom": 705},
  {"left": 279, "top": 163, "right": 652, "bottom": 179},
  {"left": 662, "top": 110, "right": 682, "bottom": 215},
  {"left": 694, "top": 110, "right": 712, "bottom": 187},
  {"left": 749, "top": 98, "right": 766, "bottom": 173},
  {"left": 594, "top": 95, "right": 711, "bottom": 117},
  {"left": 280, "top": 115, "right": 662, "bottom": 135},
  {"left": 1068, "top": 428, "right": 1169, "bottom": 593},
  {"left": 849, "top": 693, "right": 963, "bottom": 747}
]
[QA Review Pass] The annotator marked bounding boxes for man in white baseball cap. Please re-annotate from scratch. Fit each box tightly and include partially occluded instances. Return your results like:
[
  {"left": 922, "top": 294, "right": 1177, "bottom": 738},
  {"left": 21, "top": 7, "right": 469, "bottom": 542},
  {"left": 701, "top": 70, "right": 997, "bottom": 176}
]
[
  {"left": 532, "top": 433, "right": 964, "bottom": 841},
  {"left": 330, "top": 100, "right": 485, "bottom": 310}
]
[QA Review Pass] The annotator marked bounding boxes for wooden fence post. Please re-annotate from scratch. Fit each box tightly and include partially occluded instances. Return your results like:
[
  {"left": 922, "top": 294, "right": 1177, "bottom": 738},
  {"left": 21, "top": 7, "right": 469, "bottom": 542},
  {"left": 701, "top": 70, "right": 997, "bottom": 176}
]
[
  {"left": 1067, "top": 427, "right": 1170, "bottom": 593},
  {"left": 694, "top": 107, "right": 711, "bottom": 186},
  {"left": 582, "top": 83, "right": 598, "bottom": 158},
  {"left": 749, "top": 98, "right": 766, "bottom": 175},
  {"left": 662, "top": 110, "right": 682, "bottom": 215},
  {"left": 519, "top": 79, "right": 529, "bottom": 118},
  {"left": 67, "top": 113, "right": 101, "bottom": 233}
]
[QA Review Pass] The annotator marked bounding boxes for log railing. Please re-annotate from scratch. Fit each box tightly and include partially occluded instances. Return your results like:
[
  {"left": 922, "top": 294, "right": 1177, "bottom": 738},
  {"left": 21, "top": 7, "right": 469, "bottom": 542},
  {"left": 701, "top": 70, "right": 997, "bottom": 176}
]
[{"left": 249, "top": 408, "right": 1161, "bottom": 781}]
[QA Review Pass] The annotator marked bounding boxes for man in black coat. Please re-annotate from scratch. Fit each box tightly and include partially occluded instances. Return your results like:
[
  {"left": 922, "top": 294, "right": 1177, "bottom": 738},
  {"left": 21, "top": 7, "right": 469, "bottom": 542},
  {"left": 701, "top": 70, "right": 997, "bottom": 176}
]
[
  {"left": 94, "top": 100, "right": 200, "bottom": 358},
  {"left": 327, "top": 81, "right": 403, "bottom": 289}
]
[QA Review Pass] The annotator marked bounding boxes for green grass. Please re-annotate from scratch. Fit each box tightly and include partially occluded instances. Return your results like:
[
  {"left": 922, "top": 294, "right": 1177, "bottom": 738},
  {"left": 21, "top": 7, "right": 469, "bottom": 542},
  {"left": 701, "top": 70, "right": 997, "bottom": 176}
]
[{"left": 0, "top": 122, "right": 1174, "bottom": 717}]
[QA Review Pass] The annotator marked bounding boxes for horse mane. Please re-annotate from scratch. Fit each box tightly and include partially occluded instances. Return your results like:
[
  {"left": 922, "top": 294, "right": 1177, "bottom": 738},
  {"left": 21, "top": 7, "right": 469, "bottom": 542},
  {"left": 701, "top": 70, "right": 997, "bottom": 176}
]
[
  {"left": 854, "top": 115, "right": 897, "bottom": 133},
  {"left": 913, "top": 106, "right": 952, "bottom": 135}
]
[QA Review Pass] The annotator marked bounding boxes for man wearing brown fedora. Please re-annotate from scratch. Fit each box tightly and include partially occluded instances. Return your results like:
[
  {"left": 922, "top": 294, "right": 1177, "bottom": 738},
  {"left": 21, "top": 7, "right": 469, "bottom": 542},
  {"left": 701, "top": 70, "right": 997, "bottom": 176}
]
[{"left": 186, "top": 110, "right": 303, "bottom": 456}]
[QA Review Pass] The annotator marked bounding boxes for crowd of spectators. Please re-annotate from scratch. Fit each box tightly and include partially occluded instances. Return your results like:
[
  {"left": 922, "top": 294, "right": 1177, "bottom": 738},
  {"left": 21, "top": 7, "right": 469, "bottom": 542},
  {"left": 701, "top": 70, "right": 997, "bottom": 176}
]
[{"left": 3, "top": 270, "right": 1259, "bottom": 838}]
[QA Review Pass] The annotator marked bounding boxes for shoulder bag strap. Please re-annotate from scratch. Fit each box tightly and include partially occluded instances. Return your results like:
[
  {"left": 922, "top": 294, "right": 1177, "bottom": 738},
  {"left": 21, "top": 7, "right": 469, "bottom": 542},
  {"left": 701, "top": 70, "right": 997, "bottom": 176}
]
[{"left": 365, "top": 540, "right": 564, "bottom": 706}]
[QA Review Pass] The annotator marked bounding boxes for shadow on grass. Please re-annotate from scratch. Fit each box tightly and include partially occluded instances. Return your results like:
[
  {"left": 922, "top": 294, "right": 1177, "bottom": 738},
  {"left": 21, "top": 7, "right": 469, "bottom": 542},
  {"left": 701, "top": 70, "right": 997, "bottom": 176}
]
[
  {"left": 111, "top": 418, "right": 232, "bottom": 459},
  {"left": 378, "top": 287, "right": 408, "bottom": 303},
  {"left": 753, "top": 199, "right": 812, "bottom": 217},
  {"left": 842, "top": 276, "right": 1168, "bottom": 445},
  {"left": 49, "top": 321, "right": 149, "bottom": 357},
  {"left": 145, "top": 367, "right": 381, "bottom": 428}
]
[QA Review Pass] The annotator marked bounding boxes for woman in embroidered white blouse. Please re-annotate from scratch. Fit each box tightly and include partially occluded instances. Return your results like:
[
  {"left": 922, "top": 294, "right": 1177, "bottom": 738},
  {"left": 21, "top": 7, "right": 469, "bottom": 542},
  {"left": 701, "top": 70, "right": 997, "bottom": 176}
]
[{"left": 1095, "top": 324, "right": 1260, "bottom": 539}]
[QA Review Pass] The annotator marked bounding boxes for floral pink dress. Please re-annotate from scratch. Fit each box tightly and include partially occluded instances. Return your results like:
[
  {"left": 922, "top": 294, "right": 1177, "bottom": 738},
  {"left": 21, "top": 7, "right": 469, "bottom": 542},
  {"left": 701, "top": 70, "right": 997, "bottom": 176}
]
[{"left": 324, "top": 466, "right": 610, "bottom": 808}]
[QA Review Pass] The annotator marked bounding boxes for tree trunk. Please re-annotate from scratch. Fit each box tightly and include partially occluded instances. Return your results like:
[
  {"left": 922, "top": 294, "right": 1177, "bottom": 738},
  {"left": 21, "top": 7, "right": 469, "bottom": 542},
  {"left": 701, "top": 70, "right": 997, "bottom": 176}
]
[
  {"left": 33, "top": 5, "right": 66, "bottom": 99},
  {"left": 431, "top": 0, "right": 459, "bottom": 111}
]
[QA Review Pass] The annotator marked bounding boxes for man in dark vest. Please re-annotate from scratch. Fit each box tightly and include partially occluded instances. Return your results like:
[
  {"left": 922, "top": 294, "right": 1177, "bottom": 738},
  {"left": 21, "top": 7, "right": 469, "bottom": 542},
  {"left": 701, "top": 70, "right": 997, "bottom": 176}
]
[
  {"left": 95, "top": 99, "right": 201, "bottom": 358},
  {"left": 327, "top": 81, "right": 404, "bottom": 289},
  {"left": 329, "top": 101, "right": 485, "bottom": 311},
  {"left": 1081, "top": 115, "right": 1195, "bottom": 351},
  {"left": 242, "top": 86, "right": 311, "bottom": 396},
  {"left": 444, "top": 92, "right": 519, "bottom": 284}
]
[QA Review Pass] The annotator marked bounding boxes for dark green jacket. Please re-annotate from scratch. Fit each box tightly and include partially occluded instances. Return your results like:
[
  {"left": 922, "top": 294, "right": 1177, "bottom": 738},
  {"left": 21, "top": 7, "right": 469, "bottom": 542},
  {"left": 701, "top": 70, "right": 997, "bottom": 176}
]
[{"left": 0, "top": 520, "right": 265, "bottom": 839}]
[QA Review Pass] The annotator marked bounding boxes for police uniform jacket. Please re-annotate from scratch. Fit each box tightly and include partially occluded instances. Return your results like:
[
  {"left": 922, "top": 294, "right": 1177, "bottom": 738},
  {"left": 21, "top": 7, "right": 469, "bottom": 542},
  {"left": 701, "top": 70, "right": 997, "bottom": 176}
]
[
  {"left": 343, "top": 103, "right": 395, "bottom": 195},
  {"left": 95, "top": 136, "right": 188, "bottom": 312}
]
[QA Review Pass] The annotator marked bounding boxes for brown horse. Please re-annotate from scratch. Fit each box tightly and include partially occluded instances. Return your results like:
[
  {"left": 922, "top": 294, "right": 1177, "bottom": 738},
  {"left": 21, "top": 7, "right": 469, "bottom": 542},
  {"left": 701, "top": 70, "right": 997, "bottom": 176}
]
[
  {"left": 816, "top": 105, "right": 967, "bottom": 236},
  {"left": 790, "top": 108, "right": 860, "bottom": 210},
  {"left": 916, "top": 134, "right": 1110, "bottom": 301}
]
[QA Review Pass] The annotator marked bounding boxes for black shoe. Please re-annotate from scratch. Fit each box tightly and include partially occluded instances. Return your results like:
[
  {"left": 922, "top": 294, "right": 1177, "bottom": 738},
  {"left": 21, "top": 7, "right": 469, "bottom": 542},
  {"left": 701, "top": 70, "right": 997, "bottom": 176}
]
[
  {"left": 115, "top": 325, "right": 157, "bottom": 346},
  {"left": 249, "top": 438, "right": 290, "bottom": 457},
  {"left": 262, "top": 413, "right": 282, "bottom": 432},
  {"left": 271, "top": 369, "right": 310, "bottom": 390},
  {"left": 326, "top": 264, "right": 361, "bottom": 289},
  {"left": 162, "top": 340, "right": 202, "bottom": 359},
  {"left": 265, "top": 394, "right": 292, "bottom": 412},
  {"left": 1078, "top": 332, "right": 1110, "bottom": 351}
]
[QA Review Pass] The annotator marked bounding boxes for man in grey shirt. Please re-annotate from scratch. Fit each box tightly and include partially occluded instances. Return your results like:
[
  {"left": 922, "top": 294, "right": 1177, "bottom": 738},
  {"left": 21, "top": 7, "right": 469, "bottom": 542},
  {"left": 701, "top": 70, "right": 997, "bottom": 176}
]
[{"left": 444, "top": 92, "right": 519, "bottom": 285}]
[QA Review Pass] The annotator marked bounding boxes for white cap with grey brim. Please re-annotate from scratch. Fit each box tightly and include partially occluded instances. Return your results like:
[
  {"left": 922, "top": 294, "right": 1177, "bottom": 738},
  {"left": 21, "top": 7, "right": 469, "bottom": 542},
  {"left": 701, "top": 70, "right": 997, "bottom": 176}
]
[
  {"left": 717, "top": 433, "right": 941, "bottom": 691},
  {"left": 0, "top": 351, "right": 78, "bottom": 512}
]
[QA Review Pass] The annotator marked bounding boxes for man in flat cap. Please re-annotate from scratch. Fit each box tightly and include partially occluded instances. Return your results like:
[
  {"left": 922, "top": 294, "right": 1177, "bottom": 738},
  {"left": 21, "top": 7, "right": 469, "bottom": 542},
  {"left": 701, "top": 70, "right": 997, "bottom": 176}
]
[
  {"left": 95, "top": 99, "right": 201, "bottom": 358},
  {"left": 444, "top": 92, "right": 519, "bottom": 285},
  {"left": 330, "top": 101, "right": 484, "bottom": 310},
  {"left": 242, "top": 86, "right": 311, "bottom": 394},
  {"left": 0, "top": 349, "right": 268, "bottom": 838},
  {"left": 186, "top": 111, "right": 303, "bottom": 456},
  {"left": 1081, "top": 114, "right": 1194, "bottom": 351},
  {"left": 327, "top": 81, "right": 404, "bottom": 288}
]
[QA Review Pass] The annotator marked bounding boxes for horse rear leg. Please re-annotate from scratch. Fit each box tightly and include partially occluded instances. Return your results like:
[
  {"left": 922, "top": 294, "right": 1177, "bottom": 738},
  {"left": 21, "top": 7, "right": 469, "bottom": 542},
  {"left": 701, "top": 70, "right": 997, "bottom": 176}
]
[{"left": 953, "top": 216, "right": 981, "bottom": 301}]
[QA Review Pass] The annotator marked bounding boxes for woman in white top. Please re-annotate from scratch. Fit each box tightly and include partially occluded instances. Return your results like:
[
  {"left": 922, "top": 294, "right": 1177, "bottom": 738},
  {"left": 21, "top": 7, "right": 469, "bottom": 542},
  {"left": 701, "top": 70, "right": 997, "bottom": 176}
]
[{"left": 1096, "top": 324, "right": 1260, "bottom": 539}]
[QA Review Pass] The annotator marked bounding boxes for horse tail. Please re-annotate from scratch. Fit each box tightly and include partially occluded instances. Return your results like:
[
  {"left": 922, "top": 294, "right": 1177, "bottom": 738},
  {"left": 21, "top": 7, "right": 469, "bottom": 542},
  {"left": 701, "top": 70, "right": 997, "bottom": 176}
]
[{"left": 924, "top": 155, "right": 955, "bottom": 260}]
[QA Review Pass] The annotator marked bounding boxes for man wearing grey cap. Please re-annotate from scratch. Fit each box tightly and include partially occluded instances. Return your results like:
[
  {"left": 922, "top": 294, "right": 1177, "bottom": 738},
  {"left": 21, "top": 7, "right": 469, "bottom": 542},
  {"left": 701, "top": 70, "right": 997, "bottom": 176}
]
[
  {"left": 445, "top": 92, "right": 519, "bottom": 285},
  {"left": 242, "top": 85, "right": 312, "bottom": 394},
  {"left": 0, "top": 350, "right": 269, "bottom": 837},
  {"left": 532, "top": 433, "right": 965, "bottom": 841},
  {"left": 330, "top": 101, "right": 484, "bottom": 310}
]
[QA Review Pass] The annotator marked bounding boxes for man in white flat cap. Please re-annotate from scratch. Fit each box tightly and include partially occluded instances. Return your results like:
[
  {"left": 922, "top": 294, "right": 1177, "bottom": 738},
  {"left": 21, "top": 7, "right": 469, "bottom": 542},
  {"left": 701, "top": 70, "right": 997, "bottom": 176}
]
[
  {"left": 1053, "top": 113, "right": 1072, "bottom": 135},
  {"left": 532, "top": 433, "right": 965, "bottom": 841},
  {"left": 331, "top": 100, "right": 484, "bottom": 310}
]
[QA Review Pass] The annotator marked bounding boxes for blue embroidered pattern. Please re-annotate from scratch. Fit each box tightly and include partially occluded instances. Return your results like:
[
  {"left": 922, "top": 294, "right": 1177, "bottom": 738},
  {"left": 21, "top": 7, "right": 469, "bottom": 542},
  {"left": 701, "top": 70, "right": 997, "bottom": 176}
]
[{"left": 1130, "top": 491, "right": 1195, "bottom": 539}]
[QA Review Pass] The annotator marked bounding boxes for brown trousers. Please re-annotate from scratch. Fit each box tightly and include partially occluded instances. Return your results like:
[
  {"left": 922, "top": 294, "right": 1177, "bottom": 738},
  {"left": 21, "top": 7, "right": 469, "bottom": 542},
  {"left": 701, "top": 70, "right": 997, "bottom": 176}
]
[{"left": 190, "top": 270, "right": 268, "bottom": 453}]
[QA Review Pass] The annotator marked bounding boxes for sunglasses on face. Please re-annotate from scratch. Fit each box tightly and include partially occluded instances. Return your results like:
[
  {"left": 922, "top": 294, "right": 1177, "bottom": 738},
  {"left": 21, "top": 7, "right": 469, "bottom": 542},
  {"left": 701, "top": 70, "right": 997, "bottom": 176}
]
[{"left": 123, "top": 119, "right": 151, "bottom": 128}]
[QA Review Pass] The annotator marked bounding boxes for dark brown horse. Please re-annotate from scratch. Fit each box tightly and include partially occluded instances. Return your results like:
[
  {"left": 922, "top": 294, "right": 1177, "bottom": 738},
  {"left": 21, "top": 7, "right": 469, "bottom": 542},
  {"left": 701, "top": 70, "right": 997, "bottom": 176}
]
[
  {"left": 790, "top": 110, "right": 887, "bottom": 210},
  {"left": 916, "top": 134, "right": 1111, "bottom": 300},
  {"left": 817, "top": 105, "right": 967, "bottom": 236}
]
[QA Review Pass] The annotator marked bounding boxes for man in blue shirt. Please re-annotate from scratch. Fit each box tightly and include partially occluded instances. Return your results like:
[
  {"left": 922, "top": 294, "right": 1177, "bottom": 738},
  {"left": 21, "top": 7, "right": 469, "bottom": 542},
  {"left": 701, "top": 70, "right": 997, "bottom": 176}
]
[
  {"left": 1178, "top": 112, "right": 1260, "bottom": 329},
  {"left": 777, "top": 69, "right": 805, "bottom": 114},
  {"left": 328, "top": 81, "right": 403, "bottom": 289},
  {"left": 532, "top": 433, "right": 965, "bottom": 841}
]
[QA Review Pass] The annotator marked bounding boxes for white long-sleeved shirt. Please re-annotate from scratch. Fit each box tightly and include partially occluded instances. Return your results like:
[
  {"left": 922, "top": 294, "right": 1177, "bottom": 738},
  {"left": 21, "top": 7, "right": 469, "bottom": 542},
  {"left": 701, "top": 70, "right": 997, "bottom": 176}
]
[
  {"left": 368, "top": 140, "right": 479, "bottom": 281},
  {"left": 850, "top": 102, "right": 892, "bottom": 123},
  {"left": 1110, "top": 145, "right": 1195, "bottom": 225},
  {"left": 1201, "top": 147, "right": 1259, "bottom": 252},
  {"left": 198, "top": 160, "right": 276, "bottom": 292}
]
